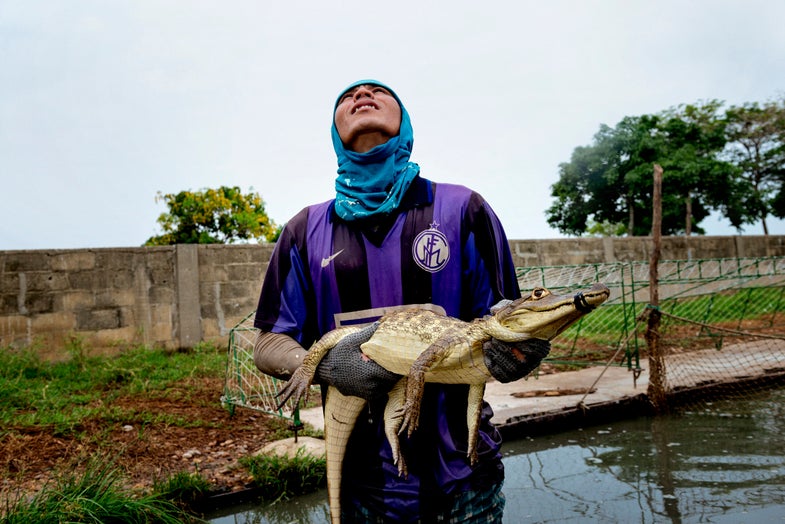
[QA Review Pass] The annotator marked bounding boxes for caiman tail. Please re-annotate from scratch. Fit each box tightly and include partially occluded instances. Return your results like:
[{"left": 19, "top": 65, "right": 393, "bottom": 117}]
[{"left": 323, "top": 388, "right": 366, "bottom": 524}]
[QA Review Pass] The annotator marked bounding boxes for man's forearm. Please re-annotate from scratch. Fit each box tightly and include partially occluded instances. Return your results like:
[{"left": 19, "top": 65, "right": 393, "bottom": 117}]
[{"left": 253, "top": 331, "right": 308, "bottom": 379}]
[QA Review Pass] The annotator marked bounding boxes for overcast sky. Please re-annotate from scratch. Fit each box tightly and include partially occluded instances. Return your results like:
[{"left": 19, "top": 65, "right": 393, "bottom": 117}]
[{"left": 2, "top": 0, "right": 785, "bottom": 250}]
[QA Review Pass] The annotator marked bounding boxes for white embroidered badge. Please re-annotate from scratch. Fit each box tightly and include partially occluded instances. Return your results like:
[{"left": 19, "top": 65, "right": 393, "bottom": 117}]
[{"left": 412, "top": 221, "right": 450, "bottom": 273}]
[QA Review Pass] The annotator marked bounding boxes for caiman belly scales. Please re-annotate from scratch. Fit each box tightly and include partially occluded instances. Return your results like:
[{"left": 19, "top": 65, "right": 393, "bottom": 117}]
[{"left": 276, "top": 283, "right": 610, "bottom": 523}]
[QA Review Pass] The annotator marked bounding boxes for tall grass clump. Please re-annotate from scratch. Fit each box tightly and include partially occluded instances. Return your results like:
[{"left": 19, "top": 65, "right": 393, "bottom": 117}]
[
  {"left": 1, "top": 459, "right": 201, "bottom": 524},
  {"left": 240, "top": 449, "right": 326, "bottom": 502},
  {"left": 153, "top": 471, "right": 212, "bottom": 508}
]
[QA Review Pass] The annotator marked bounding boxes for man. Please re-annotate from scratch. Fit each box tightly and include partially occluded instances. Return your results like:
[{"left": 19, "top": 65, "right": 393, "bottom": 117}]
[{"left": 253, "top": 80, "right": 549, "bottom": 522}]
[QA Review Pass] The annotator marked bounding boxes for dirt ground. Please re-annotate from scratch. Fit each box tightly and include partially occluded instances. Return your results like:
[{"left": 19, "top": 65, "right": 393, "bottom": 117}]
[
  {"left": 0, "top": 376, "right": 292, "bottom": 505},
  {"left": 4, "top": 314, "right": 780, "bottom": 510}
]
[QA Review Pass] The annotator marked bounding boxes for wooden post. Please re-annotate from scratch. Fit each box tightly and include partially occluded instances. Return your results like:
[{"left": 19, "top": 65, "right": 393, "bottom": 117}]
[{"left": 646, "top": 164, "right": 668, "bottom": 413}]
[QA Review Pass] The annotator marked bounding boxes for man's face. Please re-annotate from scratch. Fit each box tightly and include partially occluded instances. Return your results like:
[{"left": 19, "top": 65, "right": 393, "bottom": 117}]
[{"left": 334, "top": 84, "right": 402, "bottom": 153}]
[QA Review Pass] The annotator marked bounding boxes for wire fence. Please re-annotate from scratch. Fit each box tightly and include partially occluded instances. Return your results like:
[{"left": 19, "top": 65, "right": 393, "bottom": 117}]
[
  {"left": 222, "top": 256, "right": 785, "bottom": 420},
  {"left": 518, "top": 256, "right": 785, "bottom": 409},
  {"left": 221, "top": 312, "right": 303, "bottom": 422}
]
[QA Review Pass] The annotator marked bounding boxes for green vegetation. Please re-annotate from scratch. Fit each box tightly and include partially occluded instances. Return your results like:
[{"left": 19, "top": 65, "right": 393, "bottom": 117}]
[
  {"left": 240, "top": 449, "right": 327, "bottom": 502},
  {"left": 547, "top": 285, "right": 784, "bottom": 367},
  {"left": 145, "top": 186, "right": 279, "bottom": 245},
  {"left": 2, "top": 459, "right": 200, "bottom": 524},
  {"left": 664, "top": 286, "right": 784, "bottom": 325},
  {"left": 264, "top": 414, "right": 324, "bottom": 441},
  {"left": 0, "top": 340, "right": 224, "bottom": 436},
  {"left": 0, "top": 339, "right": 330, "bottom": 521},
  {"left": 547, "top": 97, "right": 785, "bottom": 236},
  {"left": 153, "top": 471, "right": 213, "bottom": 508}
]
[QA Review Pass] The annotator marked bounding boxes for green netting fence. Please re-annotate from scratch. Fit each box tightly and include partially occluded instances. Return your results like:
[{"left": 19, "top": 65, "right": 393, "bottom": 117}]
[
  {"left": 223, "top": 256, "right": 785, "bottom": 420},
  {"left": 517, "top": 256, "right": 785, "bottom": 409},
  {"left": 221, "top": 311, "right": 304, "bottom": 423}
]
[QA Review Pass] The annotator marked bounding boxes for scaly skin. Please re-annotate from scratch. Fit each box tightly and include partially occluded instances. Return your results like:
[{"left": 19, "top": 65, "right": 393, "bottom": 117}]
[{"left": 276, "top": 282, "right": 610, "bottom": 524}]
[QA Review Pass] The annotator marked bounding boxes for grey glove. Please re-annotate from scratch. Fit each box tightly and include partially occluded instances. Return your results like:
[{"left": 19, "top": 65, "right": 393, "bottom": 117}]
[
  {"left": 315, "top": 322, "right": 400, "bottom": 400},
  {"left": 483, "top": 337, "right": 551, "bottom": 383}
]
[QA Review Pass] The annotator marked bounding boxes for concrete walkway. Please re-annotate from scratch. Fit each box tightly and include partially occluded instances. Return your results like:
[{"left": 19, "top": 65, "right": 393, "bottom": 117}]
[
  {"left": 297, "top": 361, "right": 650, "bottom": 436},
  {"left": 296, "top": 338, "right": 785, "bottom": 437}
]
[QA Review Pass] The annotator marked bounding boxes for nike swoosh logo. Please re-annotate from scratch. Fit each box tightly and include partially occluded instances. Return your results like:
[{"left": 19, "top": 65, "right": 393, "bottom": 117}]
[{"left": 320, "top": 249, "right": 345, "bottom": 268}]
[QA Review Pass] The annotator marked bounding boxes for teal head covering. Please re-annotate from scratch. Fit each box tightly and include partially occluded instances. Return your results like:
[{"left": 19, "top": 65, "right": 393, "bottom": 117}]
[{"left": 331, "top": 79, "right": 420, "bottom": 221}]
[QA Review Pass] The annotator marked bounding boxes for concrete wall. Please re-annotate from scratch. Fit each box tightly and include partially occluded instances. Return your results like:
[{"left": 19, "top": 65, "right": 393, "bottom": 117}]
[
  {"left": 2, "top": 235, "right": 784, "bottom": 359},
  {"left": 508, "top": 235, "right": 785, "bottom": 267},
  {"left": 0, "top": 244, "right": 274, "bottom": 359}
]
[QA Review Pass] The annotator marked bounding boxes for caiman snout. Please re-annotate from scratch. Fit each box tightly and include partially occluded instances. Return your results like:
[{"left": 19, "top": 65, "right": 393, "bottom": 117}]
[{"left": 498, "top": 282, "right": 611, "bottom": 341}]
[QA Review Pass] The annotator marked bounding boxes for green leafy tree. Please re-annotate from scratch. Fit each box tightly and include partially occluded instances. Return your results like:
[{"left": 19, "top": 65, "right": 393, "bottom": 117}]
[
  {"left": 145, "top": 186, "right": 277, "bottom": 245},
  {"left": 546, "top": 119, "right": 638, "bottom": 236},
  {"left": 653, "top": 101, "right": 740, "bottom": 235},
  {"left": 723, "top": 98, "right": 785, "bottom": 234},
  {"left": 547, "top": 101, "right": 737, "bottom": 236}
]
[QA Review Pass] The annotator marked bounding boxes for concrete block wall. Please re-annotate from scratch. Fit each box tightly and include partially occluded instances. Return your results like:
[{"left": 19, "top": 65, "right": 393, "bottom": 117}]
[
  {"left": 0, "top": 244, "right": 274, "bottom": 360},
  {"left": 195, "top": 244, "right": 272, "bottom": 341},
  {"left": 507, "top": 235, "right": 785, "bottom": 268},
  {"left": 2, "top": 236, "right": 783, "bottom": 360},
  {"left": 1, "top": 248, "right": 178, "bottom": 359}
]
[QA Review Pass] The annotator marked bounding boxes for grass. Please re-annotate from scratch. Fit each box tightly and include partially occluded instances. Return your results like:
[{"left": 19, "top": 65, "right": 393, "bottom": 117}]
[
  {"left": 2, "top": 458, "right": 201, "bottom": 524},
  {"left": 153, "top": 471, "right": 213, "bottom": 508},
  {"left": 544, "top": 286, "right": 785, "bottom": 368},
  {"left": 240, "top": 448, "right": 327, "bottom": 502},
  {"left": 0, "top": 340, "right": 225, "bottom": 436}
]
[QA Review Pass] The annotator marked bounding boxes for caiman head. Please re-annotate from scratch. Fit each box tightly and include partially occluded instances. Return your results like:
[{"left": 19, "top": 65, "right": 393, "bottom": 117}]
[{"left": 490, "top": 282, "right": 611, "bottom": 341}]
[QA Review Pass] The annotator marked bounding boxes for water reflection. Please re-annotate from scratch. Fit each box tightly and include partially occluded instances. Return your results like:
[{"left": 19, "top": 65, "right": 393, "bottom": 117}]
[{"left": 209, "top": 388, "right": 785, "bottom": 523}]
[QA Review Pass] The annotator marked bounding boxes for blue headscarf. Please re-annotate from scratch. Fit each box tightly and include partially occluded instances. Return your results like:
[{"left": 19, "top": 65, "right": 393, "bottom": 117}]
[{"left": 331, "top": 80, "right": 420, "bottom": 221}]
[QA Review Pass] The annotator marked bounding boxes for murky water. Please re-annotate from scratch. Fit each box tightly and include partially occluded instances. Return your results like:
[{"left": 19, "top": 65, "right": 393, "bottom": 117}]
[{"left": 207, "top": 388, "right": 785, "bottom": 523}]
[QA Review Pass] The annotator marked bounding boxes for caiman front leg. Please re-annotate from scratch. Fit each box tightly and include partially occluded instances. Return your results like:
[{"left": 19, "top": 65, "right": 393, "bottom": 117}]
[
  {"left": 400, "top": 335, "right": 461, "bottom": 437},
  {"left": 275, "top": 326, "right": 363, "bottom": 410}
]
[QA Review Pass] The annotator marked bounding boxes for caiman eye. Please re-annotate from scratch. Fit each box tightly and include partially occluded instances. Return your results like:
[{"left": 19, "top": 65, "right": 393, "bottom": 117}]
[{"left": 532, "top": 287, "right": 550, "bottom": 299}]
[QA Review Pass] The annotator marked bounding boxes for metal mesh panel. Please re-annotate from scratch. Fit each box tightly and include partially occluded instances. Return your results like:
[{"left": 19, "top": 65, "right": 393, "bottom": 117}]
[
  {"left": 221, "top": 311, "right": 302, "bottom": 419},
  {"left": 517, "top": 257, "right": 785, "bottom": 408}
]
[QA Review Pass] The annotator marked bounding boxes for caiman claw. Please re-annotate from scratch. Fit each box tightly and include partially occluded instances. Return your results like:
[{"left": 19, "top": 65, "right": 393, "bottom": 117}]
[
  {"left": 275, "top": 365, "right": 313, "bottom": 411},
  {"left": 274, "top": 325, "right": 367, "bottom": 412}
]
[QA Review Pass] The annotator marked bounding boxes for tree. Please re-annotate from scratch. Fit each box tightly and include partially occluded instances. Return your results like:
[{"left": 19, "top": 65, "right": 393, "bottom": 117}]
[
  {"left": 547, "top": 102, "right": 737, "bottom": 236},
  {"left": 145, "top": 186, "right": 277, "bottom": 245},
  {"left": 546, "top": 118, "right": 647, "bottom": 237},
  {"left": 653, "top": 101, "right": 739, "bottom": 235},
  {"left": 723, "top": 99, "right": 785, "bottom": 234}
]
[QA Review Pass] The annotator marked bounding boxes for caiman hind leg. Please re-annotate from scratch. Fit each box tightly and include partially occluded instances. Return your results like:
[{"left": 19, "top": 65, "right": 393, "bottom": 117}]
[
  {"left": 465, "top": 383, "right": 485, "bottom": 465},
  {"left": 323, "top": 387, "right": 367, "bottom": 524},
  {"left": 382, "top": 378, "right": 409, "bottom": 477}
]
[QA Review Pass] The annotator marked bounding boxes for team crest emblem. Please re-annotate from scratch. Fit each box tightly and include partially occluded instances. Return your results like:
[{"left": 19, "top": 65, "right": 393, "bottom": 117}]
[{"left": 413, "top": 221, "right": 450, "bottom": 273}]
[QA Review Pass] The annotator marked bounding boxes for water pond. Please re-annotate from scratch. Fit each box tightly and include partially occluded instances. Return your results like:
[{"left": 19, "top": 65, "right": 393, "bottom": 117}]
[{"left": 208, "top": 388, "right": 785, "bottom": 523}]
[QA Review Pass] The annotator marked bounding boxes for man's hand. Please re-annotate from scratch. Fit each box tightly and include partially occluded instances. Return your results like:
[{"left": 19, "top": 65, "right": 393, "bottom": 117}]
[
  {"left": 482, "top": 337, "right": 551, "bottom": 383},
  {"left": 315, "top": 323, "right": 400, "bottom": 400}
]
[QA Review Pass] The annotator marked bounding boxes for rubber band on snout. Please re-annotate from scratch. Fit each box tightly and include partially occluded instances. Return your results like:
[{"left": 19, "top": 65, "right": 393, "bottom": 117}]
[{"left": 574, "top": 292, "right": 596, "bottom": 313}]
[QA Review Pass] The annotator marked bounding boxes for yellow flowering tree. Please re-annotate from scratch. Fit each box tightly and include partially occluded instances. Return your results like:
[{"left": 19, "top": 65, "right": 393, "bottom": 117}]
[{"left": 145, "top": 186, "right": 278, "bottom": 245}]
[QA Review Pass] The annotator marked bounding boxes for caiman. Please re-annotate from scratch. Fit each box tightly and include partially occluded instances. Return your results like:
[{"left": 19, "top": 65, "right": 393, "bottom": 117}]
[{"left": 276, "top": 282, "right": 610, "bottom": 523}]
